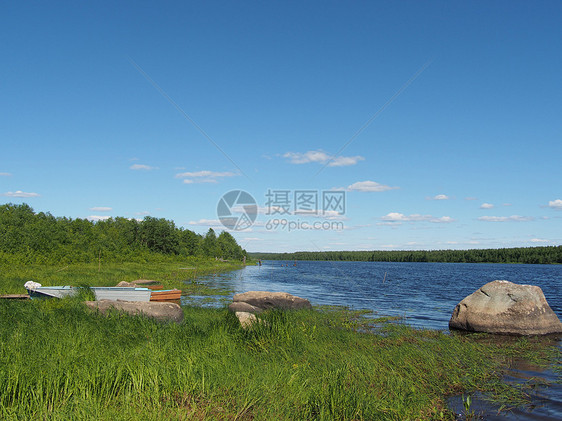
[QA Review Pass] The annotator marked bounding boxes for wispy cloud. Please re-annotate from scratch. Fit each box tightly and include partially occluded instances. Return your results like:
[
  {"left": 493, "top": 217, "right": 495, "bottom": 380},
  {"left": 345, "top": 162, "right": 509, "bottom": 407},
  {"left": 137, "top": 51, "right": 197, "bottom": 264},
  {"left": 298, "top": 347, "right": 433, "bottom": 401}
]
[
  {"left": 345, "top": 180, "right": 399, "bottom": 192},
  {"left": 87, "top": 215, "right": 111, "bottom": 221},
  {"left": 547, "top": 199, "right": 562, "bottom": 210},
  {"left": 176, "top": 170, "right": 238, "bottom": 184},
  {"left": 0, "top": 172, "right": 12, "bottom": 177},
  {"left": 427, "top": 194, "right": 450, "bottom": 200},
  {"left": 530, "top": 238, "right": 549, "bottom": 243},
  {"left": 130, "top": 164, "right": 158, "bottom": 171},
  {"left": 478, "top": 215, "right": 534, "bottom": 222},
  {"left": 183, "top": 179, "right": 218, "bottom": 184},
  {"left": 3, "top": 190, "right": 40, "bottom": 198},
  {"left": 465, "top": 197, "right": 478, "bottom": 201},
  {"left": 188, "top": 218, "right": 224, "bottom": 227},
  {"left": 379, "top": 212, "right": 455, "bottom": 224},
  {"left": 283, "top": 150, "right": 364, "bottom": 167},
  {"left": 480, "top": 203, "right": 494, "bottom": 209},
  {"left": 89, "top": 207, "right": 112, "bottom": 212}
]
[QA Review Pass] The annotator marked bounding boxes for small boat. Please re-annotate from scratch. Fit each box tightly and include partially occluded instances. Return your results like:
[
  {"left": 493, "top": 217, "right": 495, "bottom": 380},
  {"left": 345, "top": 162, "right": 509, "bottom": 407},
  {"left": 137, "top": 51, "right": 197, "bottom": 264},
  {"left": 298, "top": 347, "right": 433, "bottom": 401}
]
[
  {"left": 91, "top": 287, "right": 152, "bottom": 302},
  {"left": 150, "top": 289, "right": 182, "bottom": 302},
  {"left": 24, "top": 282, "right": 152, "bottom": 302}
]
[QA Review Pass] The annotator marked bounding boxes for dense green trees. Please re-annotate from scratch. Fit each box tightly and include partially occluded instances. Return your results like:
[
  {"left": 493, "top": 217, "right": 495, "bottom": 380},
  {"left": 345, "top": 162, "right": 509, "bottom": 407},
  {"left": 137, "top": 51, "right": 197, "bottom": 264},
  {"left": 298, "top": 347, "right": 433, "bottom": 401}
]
[
  {"left": 252, "top": 246, "right": 562, "bottom": 265},
  {"left": 0, "top": 203, "right": 247, "bottom": 264}
]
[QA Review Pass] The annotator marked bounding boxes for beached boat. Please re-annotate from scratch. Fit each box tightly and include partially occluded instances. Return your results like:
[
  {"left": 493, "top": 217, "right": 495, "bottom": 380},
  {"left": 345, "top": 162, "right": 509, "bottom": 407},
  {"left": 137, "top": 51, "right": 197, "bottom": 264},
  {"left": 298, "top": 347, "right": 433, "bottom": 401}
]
[
  {"left": 91, "top": 287, "right": 152, "bottom": 302},
  {"left": 150, "top": 289, "right": 182, "bottom": 302},
  {"left": 24, "top": 282, "right": 152, "bottom": 302}
]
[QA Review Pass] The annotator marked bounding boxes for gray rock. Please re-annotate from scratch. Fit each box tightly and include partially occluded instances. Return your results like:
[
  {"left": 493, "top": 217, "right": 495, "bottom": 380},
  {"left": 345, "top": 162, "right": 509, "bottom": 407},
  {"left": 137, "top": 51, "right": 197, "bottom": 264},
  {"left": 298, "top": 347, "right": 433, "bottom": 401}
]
[
  {"left": 235, "top": 311, "right": 257, "bottom": 328},
  {"left": 132, "top": 279, "right": 160, "bottom": 286},
  {"left": 228, "top": 301, "right": 262, "bottom": 314},
  {"left": 115, "top": 281, "right": 136, "bottom": 287},
  {"left": 449, "top": 280, "right": 562, "bottom": 335},
  {"left": 85, "top": 300, "right": 184, "bottom": 323},
  {"left": 233, "top": 291, "right": 312, "bottom": 311}
]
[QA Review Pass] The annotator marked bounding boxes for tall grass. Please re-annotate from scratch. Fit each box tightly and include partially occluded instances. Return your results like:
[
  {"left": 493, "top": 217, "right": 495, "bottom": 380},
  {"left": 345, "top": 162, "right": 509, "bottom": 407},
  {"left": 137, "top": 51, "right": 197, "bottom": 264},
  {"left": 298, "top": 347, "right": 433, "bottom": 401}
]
[{"left": 1, "top": 300, "right": 559, "bottom": 420}]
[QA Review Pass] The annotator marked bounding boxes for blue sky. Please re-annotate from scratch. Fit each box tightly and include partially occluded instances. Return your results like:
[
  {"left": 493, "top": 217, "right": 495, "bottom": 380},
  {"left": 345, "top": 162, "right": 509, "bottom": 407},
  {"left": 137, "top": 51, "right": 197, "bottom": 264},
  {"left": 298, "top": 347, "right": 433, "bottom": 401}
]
[{"left": 1, "top": 1, "right": 561, "bottom": 252}]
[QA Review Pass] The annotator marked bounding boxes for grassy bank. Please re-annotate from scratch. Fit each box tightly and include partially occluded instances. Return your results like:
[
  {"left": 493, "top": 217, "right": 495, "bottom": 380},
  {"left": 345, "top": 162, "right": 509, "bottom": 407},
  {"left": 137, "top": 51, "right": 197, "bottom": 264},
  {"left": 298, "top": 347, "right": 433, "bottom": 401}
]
[
  {"left": 0, "top": 258, "right": 246, "bottom": 296},
  {"left": 0, "top": 298, "right": 559, "bottom": 420}
]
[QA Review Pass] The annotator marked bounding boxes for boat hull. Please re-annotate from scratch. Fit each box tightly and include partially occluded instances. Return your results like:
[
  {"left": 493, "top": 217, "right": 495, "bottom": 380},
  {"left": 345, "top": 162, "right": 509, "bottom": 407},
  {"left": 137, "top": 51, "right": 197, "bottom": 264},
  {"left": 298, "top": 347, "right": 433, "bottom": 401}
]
[
  {"left": 26, "top": 286, "right": 152, "bottom": 302},
  {"left": 150, "top": 289, "right": 182, "bottom": 302}
]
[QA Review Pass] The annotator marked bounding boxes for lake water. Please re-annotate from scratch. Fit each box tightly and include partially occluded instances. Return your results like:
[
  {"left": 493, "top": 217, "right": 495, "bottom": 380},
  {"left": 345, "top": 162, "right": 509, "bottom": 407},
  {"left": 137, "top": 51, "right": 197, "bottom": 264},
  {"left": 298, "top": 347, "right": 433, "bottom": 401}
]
[{"left": 192, "top": 260, "right": 562, "bottom": 420}]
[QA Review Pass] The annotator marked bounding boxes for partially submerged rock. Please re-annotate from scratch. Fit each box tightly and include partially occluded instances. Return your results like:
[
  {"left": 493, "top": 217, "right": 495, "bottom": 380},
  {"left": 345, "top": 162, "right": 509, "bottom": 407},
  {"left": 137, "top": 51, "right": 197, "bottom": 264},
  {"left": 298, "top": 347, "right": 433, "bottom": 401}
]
[
  {"left": 85, "top": 300, "right": 184, "bottom": 323},
  {"left": 229, "top": 291, "right": 312, "bottom": 328},
  {"left": 232, "top": 291, "right": 312, "bottom": 311},
  {"left": 449, "top": 280, "right": 562, "bottom": 335}
]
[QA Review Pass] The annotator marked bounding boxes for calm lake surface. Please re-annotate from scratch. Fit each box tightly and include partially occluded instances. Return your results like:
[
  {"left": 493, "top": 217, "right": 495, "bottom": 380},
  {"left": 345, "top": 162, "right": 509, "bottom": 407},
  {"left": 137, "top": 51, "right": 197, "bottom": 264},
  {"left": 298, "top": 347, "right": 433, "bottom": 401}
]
[
  {"left": 193, "top": 260, "right": 562, "bottom": 420},
  {"left": 195, "top": 260, "right": 562, "bottom": 330}
]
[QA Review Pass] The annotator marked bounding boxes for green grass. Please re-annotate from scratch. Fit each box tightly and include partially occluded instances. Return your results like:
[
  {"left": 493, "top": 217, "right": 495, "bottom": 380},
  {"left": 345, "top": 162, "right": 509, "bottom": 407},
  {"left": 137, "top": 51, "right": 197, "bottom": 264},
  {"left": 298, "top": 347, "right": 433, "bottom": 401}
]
[
  {"left": 0, "top": 299, "right": 559, "bottom": 420},
  {"left": 0, "top": 258, "right": 245, "bottom": 296}
]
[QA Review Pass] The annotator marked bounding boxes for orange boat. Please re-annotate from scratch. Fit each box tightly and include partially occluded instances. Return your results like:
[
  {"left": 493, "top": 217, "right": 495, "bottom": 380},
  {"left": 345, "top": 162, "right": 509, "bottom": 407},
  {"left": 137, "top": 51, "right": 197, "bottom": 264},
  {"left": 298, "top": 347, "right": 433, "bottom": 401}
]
[{"left": 150, "top": 289, "right": 182, "bottom": 302}]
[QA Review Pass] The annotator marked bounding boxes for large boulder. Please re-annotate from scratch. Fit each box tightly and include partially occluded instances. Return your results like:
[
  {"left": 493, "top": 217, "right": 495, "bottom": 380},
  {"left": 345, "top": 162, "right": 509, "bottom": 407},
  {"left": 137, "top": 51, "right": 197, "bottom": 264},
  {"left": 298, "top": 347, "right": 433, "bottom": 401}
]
[
  {"left": 232, "top": 291, "right": 312, "bottom": 311},
  {"left": 449, "top": 280, "right": 562, "bottom": 335},
  {"left": 85, "top": 300, "right": 184, "bottom": 323}
]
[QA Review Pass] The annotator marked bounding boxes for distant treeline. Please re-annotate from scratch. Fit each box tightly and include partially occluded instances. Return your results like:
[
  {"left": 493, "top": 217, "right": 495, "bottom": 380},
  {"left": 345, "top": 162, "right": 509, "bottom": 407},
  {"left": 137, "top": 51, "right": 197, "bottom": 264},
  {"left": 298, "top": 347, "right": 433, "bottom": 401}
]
[
  {"left": 251, "top": 246, "right": 562, "bottom": 265},
  {"left": 0, "top": 203, "right": 247, "bottom": 264}
]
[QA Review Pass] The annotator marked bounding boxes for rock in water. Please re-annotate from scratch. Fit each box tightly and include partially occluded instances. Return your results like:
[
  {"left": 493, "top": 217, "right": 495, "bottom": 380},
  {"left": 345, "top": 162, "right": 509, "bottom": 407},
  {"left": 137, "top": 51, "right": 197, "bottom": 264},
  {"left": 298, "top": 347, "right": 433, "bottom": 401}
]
[
  {"left": 229, "top": 291, "right": 312, "bottom": 328},
  {"left": 85, "top": 300, "right": 184, "bottom": 323},
  {"left": 449, "top": 280, "right": 562, "bottom": 335},
  {"left": 232, "top": 291, "right": 312, "bottom": 311}
]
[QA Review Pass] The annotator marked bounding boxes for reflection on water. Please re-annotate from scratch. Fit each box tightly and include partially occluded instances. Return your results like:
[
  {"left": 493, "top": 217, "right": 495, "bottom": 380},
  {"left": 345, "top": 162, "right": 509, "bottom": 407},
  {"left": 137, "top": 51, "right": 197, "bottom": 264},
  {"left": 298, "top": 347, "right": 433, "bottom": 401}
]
[{"left": 190, "top": 260, "right": 562, "bottom": 420}]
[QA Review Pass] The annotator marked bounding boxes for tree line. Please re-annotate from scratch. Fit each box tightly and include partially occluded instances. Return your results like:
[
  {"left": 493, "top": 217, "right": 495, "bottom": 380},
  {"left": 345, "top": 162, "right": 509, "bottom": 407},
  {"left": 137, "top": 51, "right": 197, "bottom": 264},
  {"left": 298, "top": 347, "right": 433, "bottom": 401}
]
[
  {"left": 0, "top": 203, "right": 247, "bottom": 264},
  {"left": 251, "top": 246, "right": 562, "bottom": 265}
]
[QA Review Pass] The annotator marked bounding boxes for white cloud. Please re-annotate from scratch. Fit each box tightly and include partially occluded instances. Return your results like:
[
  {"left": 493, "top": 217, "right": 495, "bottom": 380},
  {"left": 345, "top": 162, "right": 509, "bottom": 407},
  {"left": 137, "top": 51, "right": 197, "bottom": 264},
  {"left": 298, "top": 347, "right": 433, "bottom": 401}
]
[
  {"left": 176, "top": 170, "right": 238, "bottom": 184},
  {"left": 89, "top": 207, "right": 112, "bottom": 212},
  {"left": 428, "top": 194, "right": 450, "bottom": 200},
  {"left": 183, "top": 178, "right": 218, "bottom": 184},
  {"left": 478, "top": 215, "right": 534, "bottom": 222},
  {"left": 135, "top": 211, "right": 150, "bottom": 216},
  {"left": 346, "top": 181, "right": 399, "bottom": 192},
  {"left": 88, "top": 215, "right": 111, "bottom": 221},
  {"left": 0, "top": 172, "right": 12, "bottom": 176},
  {"left": 380, "top": 212, "right": 455, "bottom": 224},
  {"left": 176, "top": 170, "right": 238, "bottom": 178},
  {"left": 480, "top": 203, "right": 494, "bottom": 209},
  {"left": 130, "top": 164, "right": 158, "bottom": 171},
  {"left": 547, "top": 199, "right": 562, "bottom": 210},
  {"left": 283, "top": 150, "right": 364, "bottom": 167},
  {"left": 188, "top": 219, "right": 223, "bottom": 227},
  {"left": 3, "top": 190, "right": 40, "bottom": 198},
  {"left": 530, "top": 238, "right": 548, "bottom": 243}
]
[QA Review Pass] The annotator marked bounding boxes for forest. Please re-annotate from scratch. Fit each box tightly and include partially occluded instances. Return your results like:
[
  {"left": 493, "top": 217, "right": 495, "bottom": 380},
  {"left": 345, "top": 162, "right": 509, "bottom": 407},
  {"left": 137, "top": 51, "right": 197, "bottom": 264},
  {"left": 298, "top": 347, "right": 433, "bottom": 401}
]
[
  {"left": 0, "top": 203, "right": 247, "bottom": 264},
  {"left": 252, "top": 246, "right": 562, "bottom": 265}
]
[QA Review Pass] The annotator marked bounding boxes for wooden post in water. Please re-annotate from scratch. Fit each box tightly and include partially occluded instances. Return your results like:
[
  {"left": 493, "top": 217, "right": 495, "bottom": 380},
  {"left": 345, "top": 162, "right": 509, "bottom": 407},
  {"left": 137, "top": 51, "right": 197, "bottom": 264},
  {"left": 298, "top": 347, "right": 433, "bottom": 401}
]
[{"left": 382, "top": 272, "right": 387, "bottom": 283}]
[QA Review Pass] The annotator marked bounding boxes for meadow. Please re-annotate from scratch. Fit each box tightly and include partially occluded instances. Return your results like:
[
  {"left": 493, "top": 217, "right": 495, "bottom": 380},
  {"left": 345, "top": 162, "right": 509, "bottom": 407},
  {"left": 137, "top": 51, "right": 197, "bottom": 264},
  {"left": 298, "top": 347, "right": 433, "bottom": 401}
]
[{"left": 0, "top": 290, "right": 560, "bottom": 420}]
